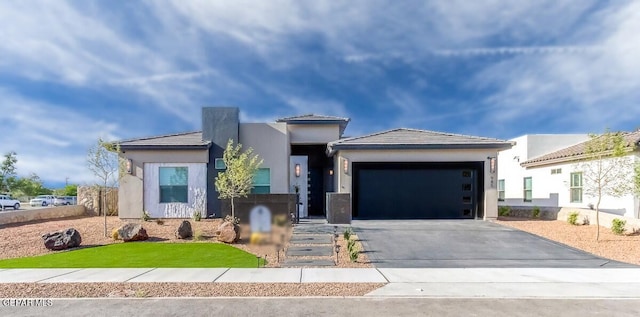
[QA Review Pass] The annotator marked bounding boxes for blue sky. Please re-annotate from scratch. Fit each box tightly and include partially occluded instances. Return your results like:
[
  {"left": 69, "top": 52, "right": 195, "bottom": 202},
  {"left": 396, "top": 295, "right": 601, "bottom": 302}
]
[{"left": 1, "top": 1, "right": 639, "bottom": 188}]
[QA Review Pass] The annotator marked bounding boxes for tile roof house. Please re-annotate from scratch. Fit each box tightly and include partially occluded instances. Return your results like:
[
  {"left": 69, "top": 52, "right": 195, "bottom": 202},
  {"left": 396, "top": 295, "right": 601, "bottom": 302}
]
[
  {"left": 118, "top": 107, "right": 512, "bottom": 222},
  {"left": 497, "top": 132, "right": 640, "bottom": 219}
]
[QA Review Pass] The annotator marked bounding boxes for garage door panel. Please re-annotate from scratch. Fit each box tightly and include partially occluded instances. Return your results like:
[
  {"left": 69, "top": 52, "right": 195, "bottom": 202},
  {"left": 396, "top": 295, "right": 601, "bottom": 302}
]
[{"left": 353, "top": 162, "right": 481, "bottom": 219}]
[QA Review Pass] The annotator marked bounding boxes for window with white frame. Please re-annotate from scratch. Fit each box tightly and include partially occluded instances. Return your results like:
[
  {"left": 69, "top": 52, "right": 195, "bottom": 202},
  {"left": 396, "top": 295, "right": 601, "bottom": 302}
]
[
  {"left": 523, "top": 177, "right": 532, "bottom": 202},
  {"left": 498, "top": 179, "right": 505, "bottom": 201},
  {"left": 159, "top": 167, "right": 188, "bottom": 203},
  {"left": 570, "top": 172, "right": 583, "bottom": 203},
  {"left": 251, "top": 168, "right": 270, "bottom": 194},
  {"left": 551, "top": 168, "right": 562, "bottom": 174}
]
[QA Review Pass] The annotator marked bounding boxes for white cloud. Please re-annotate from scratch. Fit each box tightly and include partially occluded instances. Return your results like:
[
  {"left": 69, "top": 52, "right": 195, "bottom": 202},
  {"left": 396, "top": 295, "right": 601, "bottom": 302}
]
[{"left": 0, "top": 90, "right": 120, "bottom": 185}]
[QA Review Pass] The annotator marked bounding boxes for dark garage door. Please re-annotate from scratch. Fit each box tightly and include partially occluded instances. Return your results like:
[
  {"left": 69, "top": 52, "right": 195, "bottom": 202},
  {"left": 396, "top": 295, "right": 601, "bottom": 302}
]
[{"left": 353, "top": 162, "right": 483, "bottom": 219}]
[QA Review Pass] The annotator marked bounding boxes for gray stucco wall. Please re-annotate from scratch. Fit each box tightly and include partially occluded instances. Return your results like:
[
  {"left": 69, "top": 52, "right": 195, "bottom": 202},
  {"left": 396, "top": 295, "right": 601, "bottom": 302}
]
[
  {"left": 118, "top": 149, "right": 208, "bottom": 219},
  {"left": 239, "top": 123, "right": 290, "bottom": 194}
]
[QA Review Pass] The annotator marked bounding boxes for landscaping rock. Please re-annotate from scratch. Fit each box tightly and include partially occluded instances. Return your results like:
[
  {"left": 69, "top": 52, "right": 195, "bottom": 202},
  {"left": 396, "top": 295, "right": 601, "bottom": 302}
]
[
  {"left": 117, "top": 223, "right": 148, "bottom": 242},
  {"left": 175, "top": 220, "right": 193, "bottom": 239},
  {"left": 216, "top": 221, "right": 240, "bottom": 243},
  {"left": 42, "top": 228, "right": 82, "bottom": 251}
]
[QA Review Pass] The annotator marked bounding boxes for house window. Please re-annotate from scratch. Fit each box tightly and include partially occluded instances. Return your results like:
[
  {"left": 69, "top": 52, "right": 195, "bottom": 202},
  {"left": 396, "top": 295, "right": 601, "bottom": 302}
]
[
  {"left": 498, "top": 179, "right": 505, "bottom": 201},
  {"left": 570, "top": 172, "right": 583, "bottom": 203},
  {"left": 251, "top": 168, "right": 270, "bottom": 194},
  {"left": 523, "top": 177, "right": 532, "bottom": 202},
  {"left": 551, "top": 168, "right": 562, "bottom": 175},
  {"left": 159, "top": 167, "right": 188, "bottom": 203},
  {"left": 214, "top": 158, "right": 226, "bottom": 170}
]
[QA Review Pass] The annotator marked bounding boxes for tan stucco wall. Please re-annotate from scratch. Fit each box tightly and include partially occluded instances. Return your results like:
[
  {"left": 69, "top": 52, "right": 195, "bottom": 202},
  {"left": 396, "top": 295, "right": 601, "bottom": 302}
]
[
  {"left": 240, "top": 123, "right": 290, "bottom": 193},
  {"left": 118, "top": 149, "right": 209, "bottom": 219},
  {"left": 287, "top": 124, "right": 341, "bottom": 144},
  {"left": 334, "top": 148, "right": 501, "bottom": 219},
  {"left": 0, "top": 205, "right": 86, "bottom": 225}
]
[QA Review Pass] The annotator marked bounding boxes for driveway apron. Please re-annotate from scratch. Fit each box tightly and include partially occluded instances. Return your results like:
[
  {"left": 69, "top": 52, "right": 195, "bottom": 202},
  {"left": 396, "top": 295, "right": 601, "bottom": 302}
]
[{"left": 352, "top": 220, "right": 634, "bottom": 268}]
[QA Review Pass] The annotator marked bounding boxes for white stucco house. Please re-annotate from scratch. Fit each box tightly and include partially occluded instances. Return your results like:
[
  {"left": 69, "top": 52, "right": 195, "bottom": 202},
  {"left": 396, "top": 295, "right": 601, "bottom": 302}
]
[
  {"left": 117, "top": 107, "right": 513, "bottom": 221},
  {"left": 498, "top": 132, "right": 640, "bottom": 219}
]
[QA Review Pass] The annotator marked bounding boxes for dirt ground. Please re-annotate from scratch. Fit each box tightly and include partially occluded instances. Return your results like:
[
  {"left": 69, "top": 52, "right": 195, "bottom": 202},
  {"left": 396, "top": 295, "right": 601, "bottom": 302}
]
[{"left": 496, "top": 217, "right": 640, "bottom": 265}]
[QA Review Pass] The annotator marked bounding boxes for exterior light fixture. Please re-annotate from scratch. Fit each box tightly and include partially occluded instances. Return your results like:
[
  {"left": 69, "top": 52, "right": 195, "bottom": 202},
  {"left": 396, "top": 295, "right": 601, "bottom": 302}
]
[
  {"left": 329, "top": 169, "right": 333, "bottom": 176},
  {"left": 295, "top": 164, "right": 301, "bottom": 177},
  {"left": 126, "top": 158, "right": 133, "bottom": 174},
  {"left": 343, "top": 158, "right": 349, "bottom": 174},
  {"left": 487, "top": 156, "right": 496, "bottom": 174}
]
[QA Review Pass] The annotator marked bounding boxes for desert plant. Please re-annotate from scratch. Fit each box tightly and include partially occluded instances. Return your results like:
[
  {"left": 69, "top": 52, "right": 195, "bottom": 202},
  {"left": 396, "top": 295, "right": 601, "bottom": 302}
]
[
  {"left": 224, "top": 214, "right": 240, "bottom": 225},
  {"left": 141, "top": 210, "right": 150, "bottom": 222},
  {"left": 532, "top": 206, "right": 541, "bottom": 218},
  {"left": 343, "top": 228, "right": 353, "bottom": 241},
  {"left": 347, "top": 238, "right": 355, "bottom": 252},
  {"left": 193, "top": 229, "right": 203, "bottom": 241},
  {"left": 611, "top": 218, "right": 626, "bottom": 235},
  {"left": 349, "top": 244, "right": 359, "bottom": 262},
  {"left": 192, "top": 210, "right": 202, "bottom": 222},
  {"left": 567, "top": 211, "right": 580, "bottom": 225},
  {"left": 111, "top": 228, "right": 119, "bottom": 240},
  {"left": 498, "top": 206, "right": 511, "bottom": 217},
  {"left": 582, "top": 215, "right": 590, "bottom": 225},
  {"left": 155, "top": 219, "right": 164, "bottom": 225},
  {"left": 273, "top": 214, "right": 289, "bottom": 227}
]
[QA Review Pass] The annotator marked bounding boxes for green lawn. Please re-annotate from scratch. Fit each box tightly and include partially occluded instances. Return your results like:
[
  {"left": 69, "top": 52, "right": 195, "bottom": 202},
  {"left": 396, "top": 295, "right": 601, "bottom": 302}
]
[{"left": 0, "top": 243, "right": 261, "bottom": 268}]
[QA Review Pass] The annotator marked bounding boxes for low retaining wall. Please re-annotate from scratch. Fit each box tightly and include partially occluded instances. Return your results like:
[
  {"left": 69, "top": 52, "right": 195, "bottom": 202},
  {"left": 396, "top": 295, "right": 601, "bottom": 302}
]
[
  {"left": 557, "top": 207, "right": 640, "bottom": 232},
  {"left": 0, "top": 205, "right": 87, "bottom": 226},
  {"left": 220, "top": 194, "right": 296, "bottom": 223},
  {"left": 502, "top": 206, "right": 561, "bottom": 220}
]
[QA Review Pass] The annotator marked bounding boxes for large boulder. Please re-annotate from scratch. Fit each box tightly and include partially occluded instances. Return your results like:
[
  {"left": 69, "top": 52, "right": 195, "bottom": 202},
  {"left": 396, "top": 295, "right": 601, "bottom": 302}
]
[
  {"left": 216, "top": 221, "right": 240, "bottom": 243},
  {"left": 175, "top": 220, "right": 193, "bottom": 239},
  {"left": 42, "top": 228, "right": 82, "bottom": 251},
  {"left": 117, "top": 223, "right": 149, "bottom": 242}
]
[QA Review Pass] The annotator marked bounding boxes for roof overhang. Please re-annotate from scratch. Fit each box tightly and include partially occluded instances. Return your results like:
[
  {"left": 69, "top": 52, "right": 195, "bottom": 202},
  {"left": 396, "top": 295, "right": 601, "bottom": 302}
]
[
  {"left": 327, "top": 142, "right": 514, "bottom": 156},
  {"left": 119, "top": 144, "right": 211, "bottom": 151}
]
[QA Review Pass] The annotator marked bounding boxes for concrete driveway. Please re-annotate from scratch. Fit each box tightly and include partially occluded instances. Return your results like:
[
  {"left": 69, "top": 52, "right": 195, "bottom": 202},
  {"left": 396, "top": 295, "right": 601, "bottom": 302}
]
[{"left": 352, "top": 220, "right": 634, "bottom": 268}]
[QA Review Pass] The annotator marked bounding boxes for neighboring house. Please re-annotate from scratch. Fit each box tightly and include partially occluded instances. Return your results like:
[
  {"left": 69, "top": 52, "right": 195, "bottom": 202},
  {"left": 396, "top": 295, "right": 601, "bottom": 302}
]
[
  {"left": 497, "top": 132, "right": 640, "bottom": 218},
  {"left": 118, "top": 107, "right": 512, "bottom": 220}
]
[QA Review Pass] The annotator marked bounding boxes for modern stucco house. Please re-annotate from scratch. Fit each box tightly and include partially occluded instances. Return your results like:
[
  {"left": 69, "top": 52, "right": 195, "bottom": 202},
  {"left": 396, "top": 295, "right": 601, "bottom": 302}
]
[
  {"left": 497, "top": 132, "right": 640, "bottom": 219},
  {"left": 118, "top": 107, "right": 512, "bottom": 221}
]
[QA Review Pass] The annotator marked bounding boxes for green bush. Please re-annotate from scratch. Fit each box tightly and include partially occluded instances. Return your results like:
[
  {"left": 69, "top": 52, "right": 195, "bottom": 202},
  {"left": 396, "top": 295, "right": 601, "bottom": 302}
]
[
  {"left": 532, "top": 206, "right": 541, "bottom": 218},
  {"left": 567, "top": 212, "right": 580, "bottom": 225},
  {"left": 498, "top": 206, "right": 511, "bottom": 217},
  {"left": 111, "top": 228, "right": 120, "bottom": 241},
  {"left": 611, "top": 219, "right": 626, "bottom": 235},
  {"left": 343, "top": 228, "right": 353, "bottom": 241},
  {"left": 192, "top": 211, "right": 202, "bottom": 222},
  {"left": 141, "top": 211, "right": 150, "bottom": 222},
  {"left": 349, "top": 246, "right": 359, "bottom": 262},
  {"left": 347, "top": 238, "right": 355, "bottom": 252}
]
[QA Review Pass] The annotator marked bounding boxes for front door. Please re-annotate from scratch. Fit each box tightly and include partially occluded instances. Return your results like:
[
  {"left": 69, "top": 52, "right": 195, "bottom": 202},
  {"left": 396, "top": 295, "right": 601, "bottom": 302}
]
[{"left": 290, "top": 156, "right": 308, "bottom": 218}]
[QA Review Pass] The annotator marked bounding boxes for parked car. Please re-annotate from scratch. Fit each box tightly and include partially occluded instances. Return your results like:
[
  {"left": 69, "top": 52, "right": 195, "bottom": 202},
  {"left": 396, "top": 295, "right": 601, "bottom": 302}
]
[
  {"left": 30, "top": 195, "right": 56, "bottom": 207},
  {"left": 54, "top": 196, "right": 77, "bottom": 206},
  {"left": 0, "top": 194, "right": 20, "bottom": 210}
]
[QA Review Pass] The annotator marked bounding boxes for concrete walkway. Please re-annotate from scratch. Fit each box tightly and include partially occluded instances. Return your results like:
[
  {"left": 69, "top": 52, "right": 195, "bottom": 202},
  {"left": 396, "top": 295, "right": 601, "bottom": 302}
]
[{"left": 2, "top": 268, "right": 640, "bottom": 298}]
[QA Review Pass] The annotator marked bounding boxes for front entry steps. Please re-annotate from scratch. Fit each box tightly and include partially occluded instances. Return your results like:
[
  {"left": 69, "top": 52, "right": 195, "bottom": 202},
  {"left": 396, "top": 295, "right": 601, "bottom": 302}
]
[{"left": 282, "top": 220, "right": 337, "bottom": 267}]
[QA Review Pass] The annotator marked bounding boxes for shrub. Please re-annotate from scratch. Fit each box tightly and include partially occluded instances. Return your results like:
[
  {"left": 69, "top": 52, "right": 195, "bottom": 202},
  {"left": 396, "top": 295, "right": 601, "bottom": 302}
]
[
  {"left": 141, "top": 211, "right": 150, "bottom": 222},
  {"left": 611, "top": 219, "right": 626, "bottom": 235},
  {"left": 155, "top": 219, "right": 164, "bottom": 225},
  {"left": 192, "top": 211, "right": 202, "bottom": 222},
  {"left": 349, "top": 246, "right": 359, "bottom": 262},
  {"left": 111, "top": 228, "right": 120, "bottom": 241},
  {"left": 498, "top": 206, "right": 511, "bottom": 217},
  {"left": 532, "top": 206, "right": 541, "bottom": 218},
  {"left": 567, "top": 211, "right": 580, "bottom": 225},
  {"left": 347, "top": 238, "right": 356, "bottom": 252},
  {"left": 193, "top": 230, "right": 203, "bottom": 241},
  {"left": 273, "top": 214, "right": 289, "bottom": 227},
  {"left": 224, "top": 215, "right": 240, "bottom": 225},
  {"left": 343, "top": 228, "right": 353, "bottom": 241}
]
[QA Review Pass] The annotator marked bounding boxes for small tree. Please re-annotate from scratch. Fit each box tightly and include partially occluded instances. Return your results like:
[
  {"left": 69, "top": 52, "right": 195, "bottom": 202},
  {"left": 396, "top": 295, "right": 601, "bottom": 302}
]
[
  {"left": 214, "top": 139, "right": 262, "bottom": 220},
  {"left": 0, "top": 151, "right": 18, "bottom": 193},
  {"left": 87, "top": 138, "right": 122, "bottom": 237},
  {"left": 578, "top": 130, "right": 638, "bottom": 241}
]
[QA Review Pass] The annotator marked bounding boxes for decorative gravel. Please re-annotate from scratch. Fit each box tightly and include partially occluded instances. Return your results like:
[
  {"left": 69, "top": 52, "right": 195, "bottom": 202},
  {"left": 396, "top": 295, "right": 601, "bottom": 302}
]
[
  {"left": 496, "top": 217, "right": 640, "bottom": 265},
  {"left": 0, "top": 216, "right": 377, "bottom": 298}
]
